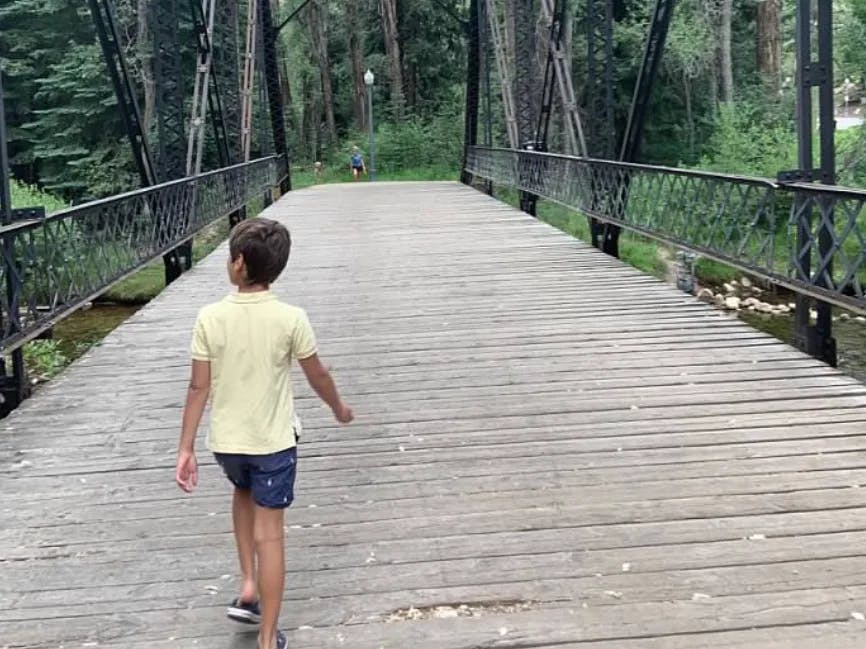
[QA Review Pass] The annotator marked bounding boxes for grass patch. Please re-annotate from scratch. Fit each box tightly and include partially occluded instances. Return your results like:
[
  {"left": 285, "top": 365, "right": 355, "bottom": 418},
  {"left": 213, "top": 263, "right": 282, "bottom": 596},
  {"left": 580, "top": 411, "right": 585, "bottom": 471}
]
[
  {"left": 103, "top": 215, "right": 236, "bottom": 304},
  {"left": 506, "top": 194, "right": 671, "bottom": 280},
  {"left": 23, "top": 339, "right": 70, "bottom": 382},
  {"left": 10, "top": 179, "right": 68, "bottom": 213},
  {"left": 693, "top": 257, "right": 741, "bottom": 286}
]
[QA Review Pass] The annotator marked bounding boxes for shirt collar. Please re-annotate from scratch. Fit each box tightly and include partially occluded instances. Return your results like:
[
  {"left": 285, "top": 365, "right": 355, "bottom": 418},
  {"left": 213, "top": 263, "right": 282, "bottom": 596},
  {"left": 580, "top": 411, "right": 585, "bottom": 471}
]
[{"left": 225, "top": 290, "right": 277, "bottom": 304}]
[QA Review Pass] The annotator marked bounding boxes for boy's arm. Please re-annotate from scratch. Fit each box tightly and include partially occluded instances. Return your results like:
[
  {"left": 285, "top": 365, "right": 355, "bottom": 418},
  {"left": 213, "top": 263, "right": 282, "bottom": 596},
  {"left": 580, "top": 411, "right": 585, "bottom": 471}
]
[
  {"left": 176, "top": 359, "right": 211, "bottom": 492},
  {"left": 299, "top": 354, "right": 353, "bottom": 423}
]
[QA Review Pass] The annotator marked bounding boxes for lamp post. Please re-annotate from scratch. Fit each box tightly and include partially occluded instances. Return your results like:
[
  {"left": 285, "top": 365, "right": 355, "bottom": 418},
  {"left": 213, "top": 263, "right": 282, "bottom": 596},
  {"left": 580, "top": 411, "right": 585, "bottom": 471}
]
[{"left": 364, "top": 69, "right": 376, "bottom": 181}]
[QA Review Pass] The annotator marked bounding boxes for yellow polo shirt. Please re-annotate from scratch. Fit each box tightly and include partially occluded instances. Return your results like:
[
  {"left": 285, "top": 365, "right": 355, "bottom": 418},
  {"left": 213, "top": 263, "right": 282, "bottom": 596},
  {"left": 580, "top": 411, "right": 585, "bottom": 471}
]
[{"left": 190, "top": 291, "right": 317, "bottom": 455}]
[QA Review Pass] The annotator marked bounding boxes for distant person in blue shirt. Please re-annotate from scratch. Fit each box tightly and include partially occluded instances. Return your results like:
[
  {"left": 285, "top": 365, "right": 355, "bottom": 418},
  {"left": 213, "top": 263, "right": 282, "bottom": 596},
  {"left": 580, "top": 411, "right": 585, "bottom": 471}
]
[{"left": 350, "top": 146, "right": 366, "bottom": 181}]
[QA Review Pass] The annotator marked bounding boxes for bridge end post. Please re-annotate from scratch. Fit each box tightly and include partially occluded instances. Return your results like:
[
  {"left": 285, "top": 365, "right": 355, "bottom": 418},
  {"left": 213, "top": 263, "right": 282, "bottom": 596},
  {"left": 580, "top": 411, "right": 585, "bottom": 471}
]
[
  {"left": 0, "top": 69, "right": 31, "bottom": 414},
  {"left": 461, "top": 0, "right": 481, "bottom": 187},
  {"left": 260, "top": 0, "right": 291, "bottom": 195},
  {"left": 787, "top": 0, "right": 837, "bottom": 367}
]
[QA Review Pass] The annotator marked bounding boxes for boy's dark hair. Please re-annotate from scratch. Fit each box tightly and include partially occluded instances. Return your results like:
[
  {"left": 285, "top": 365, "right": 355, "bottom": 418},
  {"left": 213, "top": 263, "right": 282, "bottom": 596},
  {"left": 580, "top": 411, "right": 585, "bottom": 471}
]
[{"left": 229, "top": 218, "right": 291, "bottom": 285}]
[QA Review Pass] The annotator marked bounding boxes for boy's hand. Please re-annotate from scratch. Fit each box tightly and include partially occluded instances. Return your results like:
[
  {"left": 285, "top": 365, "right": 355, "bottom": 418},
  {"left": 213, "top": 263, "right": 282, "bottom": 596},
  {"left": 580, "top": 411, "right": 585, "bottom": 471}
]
[
  {"left": 333, "top": 403, "right": 354, "bottom": 424},
  {"left": 176, "top": 450, "right": 199, "bottom": 493}
]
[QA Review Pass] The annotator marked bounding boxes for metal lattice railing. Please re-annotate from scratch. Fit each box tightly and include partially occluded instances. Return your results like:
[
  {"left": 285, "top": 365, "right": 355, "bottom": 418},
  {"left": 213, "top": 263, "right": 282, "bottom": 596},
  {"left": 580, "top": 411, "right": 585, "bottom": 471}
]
[
  {"left": 465, "top": 146, "right": 866, "bottom": 315},
  {"left": 0, "top": 155, "right": 285, "bottom": 353}
]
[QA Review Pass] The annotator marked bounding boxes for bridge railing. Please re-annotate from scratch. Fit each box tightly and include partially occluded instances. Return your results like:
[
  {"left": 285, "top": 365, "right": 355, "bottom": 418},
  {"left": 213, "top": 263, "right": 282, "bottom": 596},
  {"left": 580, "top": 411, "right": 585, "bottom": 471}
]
[
  {"left": 0, "top": 154, "right": 286, "bottom": 353},
  {"left": 465, "top": 146, "right": 866, "bottom": 316}
]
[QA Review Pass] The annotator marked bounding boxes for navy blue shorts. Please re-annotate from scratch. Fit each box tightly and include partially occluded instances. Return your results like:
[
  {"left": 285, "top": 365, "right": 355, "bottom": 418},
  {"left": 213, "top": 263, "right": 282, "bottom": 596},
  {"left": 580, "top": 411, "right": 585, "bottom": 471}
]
[{"left": 214, "top": 447, "right": 297, "bottom": 509}]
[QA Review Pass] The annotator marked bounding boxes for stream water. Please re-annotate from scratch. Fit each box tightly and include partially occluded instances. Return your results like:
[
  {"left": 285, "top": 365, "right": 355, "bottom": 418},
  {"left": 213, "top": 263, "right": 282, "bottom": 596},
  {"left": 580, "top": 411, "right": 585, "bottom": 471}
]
[{"left": 53, "top": 304, "right": 141, "bottom": 359}]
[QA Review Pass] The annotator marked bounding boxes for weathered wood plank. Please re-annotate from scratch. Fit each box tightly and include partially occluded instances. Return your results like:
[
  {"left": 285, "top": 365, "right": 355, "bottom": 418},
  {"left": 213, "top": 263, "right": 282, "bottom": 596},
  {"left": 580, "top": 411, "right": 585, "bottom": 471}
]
[{"left": 2, "top": 181, "right": 866, "bottom": 648}]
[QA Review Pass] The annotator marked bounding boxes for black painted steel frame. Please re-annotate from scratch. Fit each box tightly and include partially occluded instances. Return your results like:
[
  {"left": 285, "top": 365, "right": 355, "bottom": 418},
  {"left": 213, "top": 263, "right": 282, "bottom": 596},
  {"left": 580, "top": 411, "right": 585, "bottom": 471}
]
[
  {"left": 514, "top": 0, "right": 538, "bottom": 146},
  {"left": 88, "top": 0, "right": 157, "bottom": 188},
  {"left": 785, "top": 0, "right": 837, "bottom": 365},
  {"left": 466, "top": 147, "right": 866, "bottom": 320},
  {"left": 620, "top": 0, "right": 675, "bottom": 163},
  {"left": 190, "top": 0, "right": 232, "bottom": 168},
  {"left": 213, "top": 0, "right": 243, "bottom": 164},
  {"left": 592, "top": 0, "right": 675, "bottom": 257},
  {"left": 535, "top": 0, "right": 567, "bottom": 153},
  {"left": 585, "top": 0, "right": 615, "bottom": 159},
  {"left": 151, "top": 0, "right": 193, "bottom": 284},
  {"left": 260, "top": 0, "right": 291, "bottom": 193},
  {"left": 151, "top": 0, "right": 187, "bottom": 182},
  {"left": 462, "top": 0, "right": 482, "bottom": 186},
  {"left": 0, "top": 156, "right": 284, "bottom": 359},
  {"left": 0, "top": 69, "right": 29, "bottom": 413}
]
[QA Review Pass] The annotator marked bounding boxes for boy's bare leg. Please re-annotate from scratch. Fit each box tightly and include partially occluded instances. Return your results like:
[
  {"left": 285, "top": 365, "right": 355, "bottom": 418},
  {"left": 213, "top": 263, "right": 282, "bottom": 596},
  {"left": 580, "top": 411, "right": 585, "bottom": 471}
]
[
  {"left": 232, "top": 488, "right": 258, "bottom": 602},
  {"left": 255, "top": 506, "right": 286, "bottom": 649}
]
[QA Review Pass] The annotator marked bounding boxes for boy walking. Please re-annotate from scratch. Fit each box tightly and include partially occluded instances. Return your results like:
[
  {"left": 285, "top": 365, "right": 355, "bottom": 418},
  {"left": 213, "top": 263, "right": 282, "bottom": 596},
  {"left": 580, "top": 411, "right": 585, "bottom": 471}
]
[{"left": 175, "top": 218, "right": 353, "bottom": 649}]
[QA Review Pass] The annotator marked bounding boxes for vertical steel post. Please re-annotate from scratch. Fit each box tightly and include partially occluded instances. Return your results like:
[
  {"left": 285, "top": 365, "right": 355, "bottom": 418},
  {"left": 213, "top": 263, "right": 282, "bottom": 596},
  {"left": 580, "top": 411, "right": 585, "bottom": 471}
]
[
  {"left": 790, "top": 0, "right": 836, "bottom": 365},
  {"left": 481, "top": 0, "right": 493, "bottom": 194},
  {"left": 151, "top": 0, "right": 192, "bottom": 284},
  {"left": 514, "top": 0, "right": 540, "bottom": 216},
  {"left": 514, "top": 0, "right": 538, "bottom": 146},
  {"left": 260, "top": 0, "right": 291, "bottom": 193},
  {"left": 481, "top": 0, "right": 492, "bottom": 148},
  {"left": 0, "top": 70, "right": 29, "bottom": 413},
  {"left": 586, "top": 0, "right": 615, "bottom": 159},
  {"left": 214, "top": 0, "right": 242, "bottom": 163},
  {"left": 462, "top": 0, "right": 481, "bottom": 186},
  {"left": 586, "top": 0, "right": 615, "bottom": 248},
  {"left": 88, "top": 0, "right": 156, "bottom": 187}
]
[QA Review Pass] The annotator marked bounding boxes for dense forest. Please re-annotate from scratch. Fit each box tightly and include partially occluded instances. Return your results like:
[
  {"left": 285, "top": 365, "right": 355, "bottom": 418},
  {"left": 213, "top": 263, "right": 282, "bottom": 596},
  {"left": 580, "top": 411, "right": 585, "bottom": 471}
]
[{"left": 1, "top": 0, "right": 866, "bottom": 205}]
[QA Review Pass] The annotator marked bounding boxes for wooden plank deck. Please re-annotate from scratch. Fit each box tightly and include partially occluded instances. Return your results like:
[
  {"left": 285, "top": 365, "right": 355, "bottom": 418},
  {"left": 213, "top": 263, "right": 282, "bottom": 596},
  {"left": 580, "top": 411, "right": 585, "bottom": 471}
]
[{"left": 3, "top": 181, "right": 866, "bottom": 648}]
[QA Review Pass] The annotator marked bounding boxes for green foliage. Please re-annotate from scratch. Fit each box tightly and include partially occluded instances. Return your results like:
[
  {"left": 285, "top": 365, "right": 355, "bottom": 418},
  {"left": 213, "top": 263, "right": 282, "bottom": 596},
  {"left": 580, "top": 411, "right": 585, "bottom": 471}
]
[
  {"left": 837, "top": 0, "right": 866, "bottom": 81},
  {"left": 23, "top": 339, "right": 69, "bottom": 382},
  {"left": 1, "top": 1, "right": 138, "bottom": 200},
  {"left": 694, "top": 258, "right": 741, "bottom": 285},
  {"left": 323, "top": 112, "right": 463, "bottom": 174},
  {"left": 837, "top": 125, "right": 866, "bottom": 186},
  {"left": 9, "top": 180, "right": 68, "bottom": 213},
  {"left": 698, "top": 102, "right": 797, "bottom": 177}
]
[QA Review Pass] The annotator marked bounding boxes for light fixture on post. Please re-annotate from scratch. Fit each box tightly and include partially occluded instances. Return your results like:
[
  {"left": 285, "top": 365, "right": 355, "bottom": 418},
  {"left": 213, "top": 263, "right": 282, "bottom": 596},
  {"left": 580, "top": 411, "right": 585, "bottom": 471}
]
[{"left": 364, "top": 69, "right": 376, "bottom": 181}]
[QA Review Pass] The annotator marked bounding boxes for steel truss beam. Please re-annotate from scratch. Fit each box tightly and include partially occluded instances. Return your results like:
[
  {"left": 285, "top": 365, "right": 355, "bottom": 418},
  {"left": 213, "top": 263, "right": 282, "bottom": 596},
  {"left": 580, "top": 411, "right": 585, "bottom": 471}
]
[
  {"left": 241, "top": 0, "right": 260, "bottom": 161},
  {"left": 784, "top": 0, "right": 837, "bottom": 366},
  {"left": 213, "top": 0, "right": 243, "bottom": 163},
  {"left": 483, "top": 0, "right": 519, "bottom": 148},
  {"left": 589, "top": 0, "right": 674, "bottom": 257},
  {"left": 620, "top": 0, "right": 675, "bottom": 163},
  {"left": 188, "top": 0, "right": 218, "bottom": 175},
  {"left": 87, "top": 0, "right": 156, "bottom": 187},
  {"left": 514, "top": 0, "right": 538, "bottom": 146},
  {"left": 260, "top": 0, "right": 291, "bottom": 192},
  {"left": 151, "top": 0, "right": 187, "bottom": 182},
  {"left": 461, "top": 0, "right": 482, "bottom": 185},
  {"left": 0, "top": 69, "right": 29, "bottom": 415},
  {"left": 537, "top": 0, "right": 586, "bottom": 156},
  {"left": 150, "top": 0, "right": 192, "bottom": 283},
  {"left": 585, "top": 0, "right": 615, "bottom": 159}
]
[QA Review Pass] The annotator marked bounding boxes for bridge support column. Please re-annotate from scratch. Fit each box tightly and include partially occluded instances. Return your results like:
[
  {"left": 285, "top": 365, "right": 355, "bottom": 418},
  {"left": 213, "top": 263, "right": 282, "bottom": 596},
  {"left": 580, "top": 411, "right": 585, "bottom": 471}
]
[
  {"left": 784, "top": 0, "right": 837, "bottom": 367},
  {"left": 260, "top": 0, "right": 291, "bottom": 194},
  {"left": 461, "top": 0, "right": 481, "bottom": 187},
  {"left": 518, "top": 143, "right": 542, "bottom": 217},
  {"left": 0, "top": 70, "right": 30, "bottom": 415}
]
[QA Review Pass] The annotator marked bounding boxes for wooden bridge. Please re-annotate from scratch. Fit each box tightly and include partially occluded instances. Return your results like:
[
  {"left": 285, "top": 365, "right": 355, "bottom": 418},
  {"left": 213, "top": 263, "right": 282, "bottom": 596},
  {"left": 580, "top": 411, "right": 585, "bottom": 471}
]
[{"left": 3, "top": 182, "right": 866, "bottom": 648}]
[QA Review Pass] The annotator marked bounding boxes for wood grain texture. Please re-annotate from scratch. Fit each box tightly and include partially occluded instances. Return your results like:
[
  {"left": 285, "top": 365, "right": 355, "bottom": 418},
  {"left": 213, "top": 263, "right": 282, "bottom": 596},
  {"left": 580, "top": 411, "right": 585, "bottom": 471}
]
[{"left": 2, "top": 181, "right": 866, "bottom": 648}]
